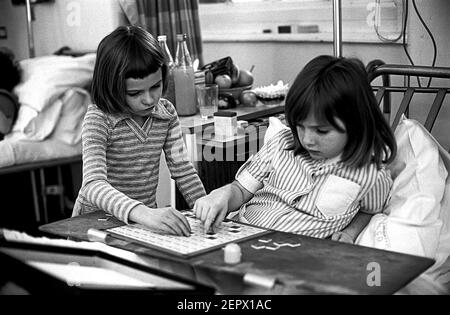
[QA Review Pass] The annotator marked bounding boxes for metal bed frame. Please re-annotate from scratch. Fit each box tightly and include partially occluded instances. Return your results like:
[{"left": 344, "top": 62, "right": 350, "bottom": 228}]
[
  {"left": 0, "top": 156, "right": 81, "bottom": 225},
  {"left": 367, "top": 60, "right": 450, "bottom": 134}
]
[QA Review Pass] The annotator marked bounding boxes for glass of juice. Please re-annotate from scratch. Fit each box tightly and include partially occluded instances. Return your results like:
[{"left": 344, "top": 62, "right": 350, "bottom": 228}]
[{"left": 196, "top": 84, "right": 218, "bottom": 120}]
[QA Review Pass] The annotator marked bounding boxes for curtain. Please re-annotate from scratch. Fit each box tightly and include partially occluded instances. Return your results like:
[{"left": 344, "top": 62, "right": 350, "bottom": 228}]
[{"left": 120, "top": 0, "right": 204, "bottom": 66}]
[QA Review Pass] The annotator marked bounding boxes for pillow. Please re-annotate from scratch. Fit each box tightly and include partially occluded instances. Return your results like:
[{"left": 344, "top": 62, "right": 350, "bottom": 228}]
[
  {"left": 6, "top": 88, "right": 90, "bottom": 145},
  {"left": 7, "top": 95, "right": 64, "bottom": 141},
  {"left": 356, "top": 117, "right": 450, "bottom": 283},
  {"left": 49, "top": 88, "right": 90, "bottom": 145},
  {"left": 10, "top": 53, "right": 95, "bottom": 141}
]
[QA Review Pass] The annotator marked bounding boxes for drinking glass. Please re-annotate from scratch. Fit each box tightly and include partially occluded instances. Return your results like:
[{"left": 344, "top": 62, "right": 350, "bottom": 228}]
[{"left": 196, "top": 84, "right": 218, "bottom": 119}]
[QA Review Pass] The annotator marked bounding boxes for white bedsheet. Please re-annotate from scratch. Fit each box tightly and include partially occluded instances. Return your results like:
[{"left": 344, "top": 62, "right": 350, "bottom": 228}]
[{"left": 0, "top": 138, "right": 80, "bottom": 168}]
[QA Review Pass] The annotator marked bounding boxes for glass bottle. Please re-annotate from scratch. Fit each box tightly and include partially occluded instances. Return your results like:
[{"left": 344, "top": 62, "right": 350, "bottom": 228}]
[
  {"left": 173, "top": 34, "right": 196, "bottom": 116},
  {"left": 157, "top": 35, "right": 176, "bottom": 106}
]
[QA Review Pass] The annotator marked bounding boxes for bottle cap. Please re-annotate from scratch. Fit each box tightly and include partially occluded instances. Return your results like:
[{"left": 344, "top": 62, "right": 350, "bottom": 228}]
[{"left": 176, "top": 34, "right": 187, "bottom": 41}]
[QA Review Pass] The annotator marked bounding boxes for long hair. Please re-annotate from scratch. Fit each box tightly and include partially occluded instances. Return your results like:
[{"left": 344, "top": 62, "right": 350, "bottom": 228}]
[
  {"left": 91, "top": 26, "right": 167, "bottom": 115},
  {"left": 285, "top": 55, "right": 396, "bottom": 168}
]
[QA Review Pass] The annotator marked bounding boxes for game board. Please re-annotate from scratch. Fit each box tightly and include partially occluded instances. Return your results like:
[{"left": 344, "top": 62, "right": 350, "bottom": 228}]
[{"left": 107, "top": 211, "right": 270, "bottom": 257}]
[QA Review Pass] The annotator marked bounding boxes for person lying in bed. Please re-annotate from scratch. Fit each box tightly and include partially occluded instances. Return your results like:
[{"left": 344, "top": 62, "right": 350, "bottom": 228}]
[
  {"left": 72, "top": 26, "right": 206, "bottom": 236},
  {"left": 194, "top": 55, "right": 397, "bottom": 243},
  {"left": 0, "top": 47, "right": 21, "bottom": 140}
]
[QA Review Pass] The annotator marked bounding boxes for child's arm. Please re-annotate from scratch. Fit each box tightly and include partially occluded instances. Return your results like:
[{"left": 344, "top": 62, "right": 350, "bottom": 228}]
[
  {"left": 80, "top": 106, "right": 191, "bottom": 236},
  {"left": 332, "top": 168, "right": 392, "bottom": 243},
  {"left": 81, "top": 107, "right": 143, "bottom": 222},
  {"left": 163, "top": 105, "right": 206, "bottom": 207},
  {"left": 193, "top": 180, "right": 254, "bottom": 233},
  {"left": 332, "top": 212, "right": 372, "bottom": 243},
  {"left": 194, "top": 129, "right": 282, "bottom": 232}
]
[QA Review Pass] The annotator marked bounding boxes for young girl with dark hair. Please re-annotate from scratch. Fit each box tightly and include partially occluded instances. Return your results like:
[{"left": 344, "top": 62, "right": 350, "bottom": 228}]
[
  {"left": 194, "top": 55, "right": 396, "bottom": 243},
  {"left": 72, "top": 26, "right": 206, "bottom": 236}
]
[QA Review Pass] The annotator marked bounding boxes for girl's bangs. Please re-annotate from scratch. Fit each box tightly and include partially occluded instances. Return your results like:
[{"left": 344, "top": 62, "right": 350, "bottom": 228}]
[
  {"left": 291, "top": 85, "right": 333, "bottom": 127},
  {"left": 309, "top": 82, "right": 346, "bottom": 132},
  {"left": 123, "top": 44, "right": 162, "bottom": 79}
]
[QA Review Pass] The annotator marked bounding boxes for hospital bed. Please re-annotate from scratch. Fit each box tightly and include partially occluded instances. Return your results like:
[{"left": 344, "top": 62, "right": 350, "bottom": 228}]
[
  {"left": 261, "top": 61, "right": 450, "bottom": 294},
  {"left": 365, "top": 61, "right": 450, "bottom": 293},
  {"left": 0, "top": 50, "right": 93, "bottom": 226}
]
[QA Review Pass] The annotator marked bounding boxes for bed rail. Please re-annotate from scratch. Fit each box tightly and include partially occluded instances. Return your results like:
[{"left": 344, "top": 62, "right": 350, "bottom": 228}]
[{"left": 367, "top": 60, "right": 450, "bottom": 132}]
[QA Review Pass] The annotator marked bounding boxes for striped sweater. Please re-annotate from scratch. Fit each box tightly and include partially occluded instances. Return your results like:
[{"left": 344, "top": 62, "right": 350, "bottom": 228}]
[
  {"left": 233, "top": 129, "right": 392, "bottom": 238},
  {"left": 72, "top": 99, "right": 206, "bottom": 223}
]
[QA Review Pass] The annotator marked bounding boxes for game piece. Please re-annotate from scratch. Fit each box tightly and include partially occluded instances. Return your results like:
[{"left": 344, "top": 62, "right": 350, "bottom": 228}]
[
  {"left": 264, "top": 245, "right": 280, "bottom": 251},
  {"left": 223, "top": 243, "right": 241, "bottom": 264},
  {"left": 250, "top": 245, "right": 265, "bottom": 250}
]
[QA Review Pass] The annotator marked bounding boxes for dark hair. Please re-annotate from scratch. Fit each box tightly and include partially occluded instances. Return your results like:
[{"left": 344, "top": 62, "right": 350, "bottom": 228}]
[
  {"left": 91, "top": 26, "right": 167, "bottom": 115},
  {"left": 285, "top": 55, "right": 396, "bottom": 168},
  {"left": 0, "top": 47, "right": 21, "bottom": 92},
  {"left": 0, "top": 47, "right": 21, "bottom": 136}
]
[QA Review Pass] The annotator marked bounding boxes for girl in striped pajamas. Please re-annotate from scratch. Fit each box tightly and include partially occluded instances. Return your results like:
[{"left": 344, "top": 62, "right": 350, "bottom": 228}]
[
  {"left": 72, "top": 26, "right": 206, "bottom": 236},
  {"left": 194, "top": 55, "right": 397, "bottom": 243}
]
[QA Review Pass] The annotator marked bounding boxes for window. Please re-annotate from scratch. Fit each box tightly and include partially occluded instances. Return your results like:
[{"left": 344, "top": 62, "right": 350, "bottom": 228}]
[{"left": 199, "top": 0, "right": 404, "bottom": 43}]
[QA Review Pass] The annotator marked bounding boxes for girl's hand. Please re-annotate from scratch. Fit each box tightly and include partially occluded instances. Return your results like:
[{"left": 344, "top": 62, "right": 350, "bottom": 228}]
[
  {"left": 193, "top": 189, "right": 230, "bottom": 234},
  {"left": 129, "top": 205, "right": 191, "bottom": 236},
  {"left": 331, "top": 231, "right": 354, "bottom": 244}
]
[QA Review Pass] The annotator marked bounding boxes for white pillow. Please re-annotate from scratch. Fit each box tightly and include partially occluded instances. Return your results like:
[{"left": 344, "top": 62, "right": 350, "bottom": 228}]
[
  {"left": 10, "top": 53, "right": 95, "bottom": 141},
  {"left": 6, "top": 88, "right": 90, "bottom": 144},
  {"left": 49, "top": 88, "right": 90, "bottom": 145},
  {"left": 356, "top": 117, "right": 450, "bottom": 282}
]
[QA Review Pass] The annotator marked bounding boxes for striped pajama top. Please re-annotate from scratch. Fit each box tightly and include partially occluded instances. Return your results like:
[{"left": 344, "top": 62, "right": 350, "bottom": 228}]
[
  {"left": 233, "top": 129, "right": 392, "bottom": 238},
  {"left": 72, "top": 99, "right": 206, "bottom": 223}
]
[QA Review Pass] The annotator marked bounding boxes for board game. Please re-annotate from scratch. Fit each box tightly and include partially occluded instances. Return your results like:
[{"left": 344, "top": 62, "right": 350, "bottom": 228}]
[{"left": 107, "top": 211, "right": 270, "bottom": 257}]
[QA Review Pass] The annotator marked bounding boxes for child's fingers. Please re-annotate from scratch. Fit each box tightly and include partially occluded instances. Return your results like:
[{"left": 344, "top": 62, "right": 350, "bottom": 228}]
[
  {"left": 203, "top": 214, "right": 213, "bottom": 234},
  {"left": 213, "top": 207, "right": 228, "bottom": 230},
  {"left": 194, "top": 202, "right": 206, "bottom": 222},
  {"left": 203, "top": 208, "right": 219, "bottom": 234},
  {"left": 170, "top": 219, "right": 190, "bottom": 236},
  {"left": 205, "top": 206, "right": 226, "bottom": 233},
  {"left": 174, "top": 211, "right": 191, "bottom": 236},
  {"left": 175, "top": 221, "right": 190, "bottom": 236},
  {"left": 192, "top": 205, "right": 197, "bottom": 218},
  {"left": 332, "top": 232, "right": 353, "bottom": 244},
  {"left": 161, "top": 221, "right": 182, "bottom": 236},
  {"left": 192, "top": 200, "right": 200, "bottom": 216},
  {"left": 331, "top": 232, "right": 342, "bottom": 241},
  {"left": 164, "top": 208, "right": 190, "bottom": 236}
]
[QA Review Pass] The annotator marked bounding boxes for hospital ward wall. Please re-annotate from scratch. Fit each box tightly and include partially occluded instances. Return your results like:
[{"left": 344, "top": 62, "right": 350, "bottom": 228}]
[{"left": 0, "top": 0, "right": 449, "bottom": 163}]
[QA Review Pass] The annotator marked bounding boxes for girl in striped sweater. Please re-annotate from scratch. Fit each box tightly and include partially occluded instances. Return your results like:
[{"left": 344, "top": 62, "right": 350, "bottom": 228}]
[
  {"left": 194, "top": 55, "right": 397, "bottom": 243},
  {"left": 72, "top": 26, "right": 206, "bottom": 236}
]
